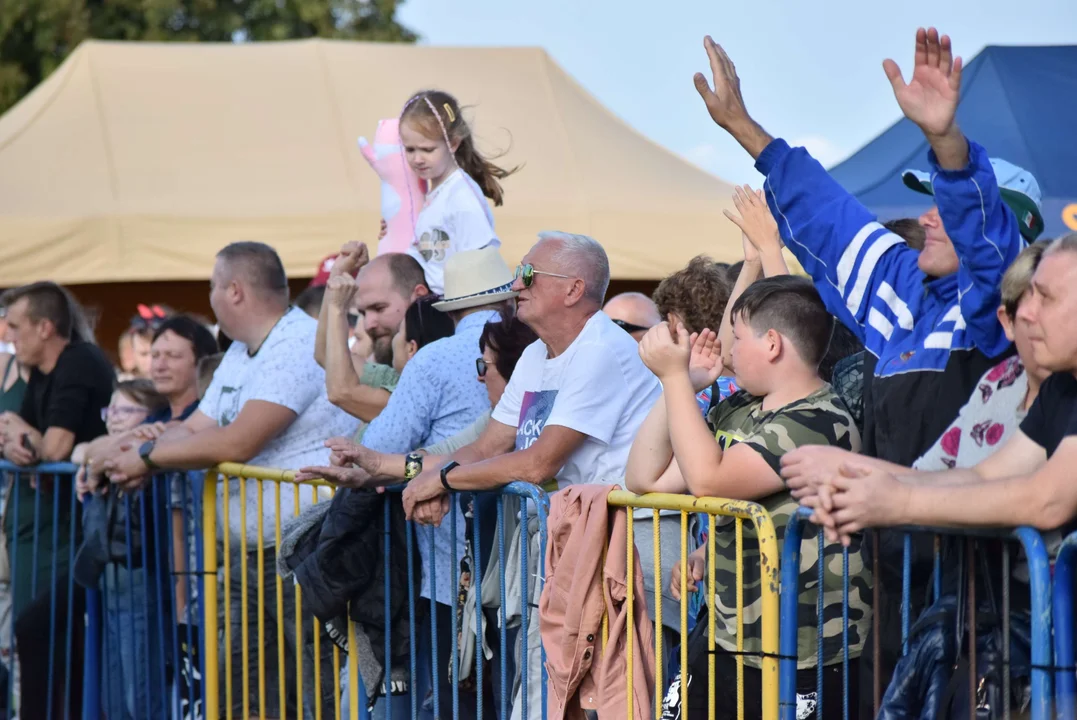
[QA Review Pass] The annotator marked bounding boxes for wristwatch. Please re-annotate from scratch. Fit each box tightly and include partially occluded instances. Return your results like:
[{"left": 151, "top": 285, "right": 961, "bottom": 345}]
[
  {"left": 404, "top": 452, "right": 424, "bottom": 481},
  {"left": 138, "top": 440, "right": 161, "bottom": 471},
  {"left": 440, "top": 461, "right": 460, "bottom": 491}
]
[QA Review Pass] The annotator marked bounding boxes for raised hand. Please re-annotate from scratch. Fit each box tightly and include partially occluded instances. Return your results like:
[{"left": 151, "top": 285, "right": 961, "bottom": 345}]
[
  {"left": 638, "top": 321, "right": 691, "bottom": 381},
  {"left": 883, "top": 27, "right": 962, "bottom": 138},
  {"left": 687, "top": 329, "right": 723, "bottom": 393},
  {"left": 332, "top": 242, "right": 370, "bottom": 279},
  {"left": 326, "top": 274, "right": 359, "bottom": 312},
  {"left": 693, "top": 36, "right": 750, "bottom": 131},
  {"left": 724, "top": 185, "right": 781, "bottom": 260}
]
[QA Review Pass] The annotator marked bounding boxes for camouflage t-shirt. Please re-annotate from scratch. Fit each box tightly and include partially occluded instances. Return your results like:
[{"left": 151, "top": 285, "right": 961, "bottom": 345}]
[{"left": 704, "top": 384, "right": 870, "bottom": 669}]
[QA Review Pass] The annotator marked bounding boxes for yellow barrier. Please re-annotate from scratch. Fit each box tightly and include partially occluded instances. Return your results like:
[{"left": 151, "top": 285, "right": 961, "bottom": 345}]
[
  {"left": 605, "top": 491, "right": 780, "bottom": 720},
  {"left": 201, "top": 463, "right": 353, "bottom": 720}
]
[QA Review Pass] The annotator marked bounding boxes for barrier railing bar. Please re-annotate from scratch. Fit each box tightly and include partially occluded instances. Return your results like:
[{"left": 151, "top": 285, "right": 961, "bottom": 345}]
[
  {"left": 472, "top": 494, "right": 484, "bottom": 720},
  {"left": 8, "top": 470, "right": 19, "bottom": 717},
  {"left": 384, "top": 494, "right": 393, "bottom": 720},
  {"left": 275, "top": 483, "right": 286, "bottom": 718},
  {"left": 707, "top": 513, "right": 716, "bottom": 720},
  {"left": 257, "top": 481, "right": 266, "bottom": 716},
  {"left": 205, "top": 469, "right": 222, "bottom": 720},
  {"left": 842, "top": 546, "right": 849, "bottom": 720},
  {"left": 497, "top": 499, "right": 508, "bottom": 720},
  {"left": 150, "top": 479, "right": 168, "bottom": 716},
  {"left": 520, "top": 494, "right": 530, "bottom": 720},
  {"left": 64, "top": 480, "right": 77, "bottom": 719},
  {"left": 310, "top": 485, "right": 323, "bottom": 720},
  {"left": 626, "top": 501, "right": 635, "bottom": 720},
  {"left": 1052, "top": 532, "right": 1077, "bottom": 720},
  {"left": 451, "top": 499, "right": 460, "bottom": 720},
  {"left": 736, "top": 516, "right": 745, "bottom": 720},
  {"left": 293, "top": 485, "right": 303, "bottom": 720},
  {"left": 901, "top": 533, "right": 911, "bottom": 657},
  {"left": 430, "top": 516, "right": 440, "bottom": 720},
  {"left": 31, "top": 472, "right": 40, "bottom": 599},
  {"left": 815, "top": 531, "right": 823, "bottom": 720},
  {"left": 652, "top": 511, "right": 663, "bottom": 720},
  {"left": 679, "top": 512, "right": 688, "bottom": 720},
  {"left": 1002, "top": 546, "right": 1010, "bottom": 720},
  {"left": 46, "top": 473, "right": 60, "bottom": 720},
  {"left": 406, "top": 516, "right": 417, "bottom": 720}
]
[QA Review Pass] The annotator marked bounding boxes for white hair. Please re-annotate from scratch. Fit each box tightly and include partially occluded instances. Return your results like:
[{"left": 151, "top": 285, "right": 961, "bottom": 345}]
[{"left": 537, "top": 231, "right": 610, "bottom": 304}]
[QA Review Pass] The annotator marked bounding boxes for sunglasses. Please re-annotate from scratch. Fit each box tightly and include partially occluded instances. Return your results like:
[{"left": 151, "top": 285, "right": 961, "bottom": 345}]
[
  {"left": 514, "top": 264, "right": 572, "bottom": 288},
  {"left": 612, "top": 318, "right": 653, "bottom": 334},
  {"left": 475, "top": 357, "right": 488, "bottom": 378}
]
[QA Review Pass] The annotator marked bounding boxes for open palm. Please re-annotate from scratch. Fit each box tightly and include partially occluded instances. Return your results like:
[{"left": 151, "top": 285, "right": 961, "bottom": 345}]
[
  {"left": 884, "top": 28, "right": 962, "bottom": 137},
  {"left": 688, "top": 329, "right": 723, "bottom": 393}
]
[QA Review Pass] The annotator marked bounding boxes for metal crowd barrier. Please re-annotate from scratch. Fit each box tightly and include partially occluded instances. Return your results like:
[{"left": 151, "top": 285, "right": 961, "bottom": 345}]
[
  {"left": 606, "top": 491, "right": 781, "bottom": 720},
  {"left": 1052, "top": 530, "right": 1077, "bottom": 719},
  {"left": 780, "top": 507, "right": 1054, "bottom": 720},
  {"left": 200, "top": 462, "right": 549, "bottom": 720}
]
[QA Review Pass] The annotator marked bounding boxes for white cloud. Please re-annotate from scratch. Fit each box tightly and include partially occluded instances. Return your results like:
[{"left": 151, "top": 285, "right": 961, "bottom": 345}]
[{"left": 788, "top": 135, "right": 848, "bottom": 169}]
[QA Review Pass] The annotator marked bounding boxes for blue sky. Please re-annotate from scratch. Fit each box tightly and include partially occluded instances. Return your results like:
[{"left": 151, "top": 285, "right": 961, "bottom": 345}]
[{"left": 397, "top": 0, "right": 1077, "bottom": 185}]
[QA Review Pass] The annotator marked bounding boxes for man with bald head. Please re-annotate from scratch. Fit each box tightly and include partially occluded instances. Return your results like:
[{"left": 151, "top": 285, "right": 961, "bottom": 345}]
[
  {"left": 604, "top": 291, "right": 663, "bottom": 341},
  {"left": 402, "top": 231, "right": 661, "bottom": 517}
]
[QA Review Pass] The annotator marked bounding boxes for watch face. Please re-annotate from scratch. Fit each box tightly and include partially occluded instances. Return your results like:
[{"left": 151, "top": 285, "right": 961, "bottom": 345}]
[{"left": 405, "top": 456, "right": 422, "bottom": 480}]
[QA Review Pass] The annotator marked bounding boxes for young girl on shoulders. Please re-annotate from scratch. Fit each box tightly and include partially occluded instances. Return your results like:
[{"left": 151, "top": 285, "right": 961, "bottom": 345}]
[{"left": 399, "top": 90, "right": 517, "bottom": 294}]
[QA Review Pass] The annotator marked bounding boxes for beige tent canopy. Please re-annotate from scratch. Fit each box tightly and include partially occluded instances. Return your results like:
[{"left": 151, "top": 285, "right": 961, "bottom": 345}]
[{"left": 0, "top": 39, "right": 751, "bottom": 286}]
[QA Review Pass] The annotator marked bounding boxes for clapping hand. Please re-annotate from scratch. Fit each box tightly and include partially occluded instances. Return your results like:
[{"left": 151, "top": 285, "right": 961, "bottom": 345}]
[
  {"left": 884, "top": 28, "right": 962, "bottom": 138},
  {"left": 639, "top": 322, "right": 691, "bottom": 381},
  {"left": 687, "top": 329, "right": 723, "bottom": 393},
  {"left": 724, "top": 185, "right": 781, "bottom": 261}
]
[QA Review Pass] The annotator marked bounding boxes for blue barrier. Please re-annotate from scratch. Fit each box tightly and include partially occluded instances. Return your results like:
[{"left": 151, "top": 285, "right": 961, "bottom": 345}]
[
  {"left": 367, "top": 481, "right": 550, "bottom": 720},
  {"left": 1052, "top": 530, "right": 1077, "bottom": 719},
  {"left": 779, "top": 507, "right": 1054, "bottom": 720}
]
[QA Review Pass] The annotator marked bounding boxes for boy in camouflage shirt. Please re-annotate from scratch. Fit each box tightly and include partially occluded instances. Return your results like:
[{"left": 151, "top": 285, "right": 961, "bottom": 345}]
[{"left": 626, "top": 275, "right": 870, "bottom": 720}]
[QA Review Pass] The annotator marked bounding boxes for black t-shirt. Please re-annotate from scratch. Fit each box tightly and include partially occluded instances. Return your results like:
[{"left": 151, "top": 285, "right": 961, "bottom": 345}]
[
  {"left": 19, "top": 341, "right": 115, "bottom": 444},
  {"left": 1020, "top": 372, "right": 1077, "bottom": 458}
]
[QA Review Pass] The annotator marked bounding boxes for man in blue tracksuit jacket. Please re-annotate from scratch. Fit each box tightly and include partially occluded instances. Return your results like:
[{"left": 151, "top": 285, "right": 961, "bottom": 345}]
[{"left": 690, "top": 28, "right": 1044, "bottom": 716}]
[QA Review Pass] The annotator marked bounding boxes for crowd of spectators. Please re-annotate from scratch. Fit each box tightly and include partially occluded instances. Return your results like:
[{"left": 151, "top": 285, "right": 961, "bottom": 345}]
[{"left": 0, "top": 26, "right": 1073, "bottom": 720}]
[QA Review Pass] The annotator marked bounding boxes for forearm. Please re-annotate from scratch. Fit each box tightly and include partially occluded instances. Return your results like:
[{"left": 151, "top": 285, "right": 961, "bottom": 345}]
[
  {"left": 314, "top": 292, "right": 332, "bottom": 368},
  {"left": 924, "top": 125, "right": 969, "bottom": 171},
  {"left": 898, "top": 474, "right": 1060, "bottom": 530},
  {"left": 151, "top": 428, "right": 250, "bottom": 470},
  {"left": 625, "top": 396, "right": 675, "bottom": 494},
  {"left": 725, "top": 117, "right": 775, "bottom": 161},
  {"left": 664, "top": 373, "right": 724, "bottom": 496},
  {"left": 898, "top": 467, "right": 984, "bottom": 487},
  {"left": 323, "top": 307, "right": 380, "bottom": 417},
  {"left": 441, "top": 449, "right": 549, "bottom": 491},
  {"left": 758, "top": 248, "right": 789, "bottom": 279},
  {"left": 719, "top": 259, "right": 762, "bottom": 367}
]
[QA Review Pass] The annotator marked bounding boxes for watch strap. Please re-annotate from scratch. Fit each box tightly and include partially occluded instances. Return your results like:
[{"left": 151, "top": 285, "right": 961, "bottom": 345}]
[{"left": 440, "top": 461, "right": 459, "bottom": 491}]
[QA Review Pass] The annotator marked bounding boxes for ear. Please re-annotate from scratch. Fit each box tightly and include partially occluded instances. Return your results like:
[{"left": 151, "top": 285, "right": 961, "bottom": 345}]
[
  {"left": 412, "top": 285, "right": 430, "bottom": 301},
  {"left": 764, "top": 328, "right": 783, "bottom": 363},
  {"left": 563, "top": 278, "right": 587, "bottom": 308},
  {"left": 407, "top": 339, "right": 419, "bottom": 360},
  {"left": 450, "top": 139, "right": 462, "bottom": 154},
  {"left": 997, "top": 306, "right": 1015, "bottom": 343}
]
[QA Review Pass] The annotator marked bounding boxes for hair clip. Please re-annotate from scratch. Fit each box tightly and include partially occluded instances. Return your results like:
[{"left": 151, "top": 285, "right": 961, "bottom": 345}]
[{"left": 443, "top": 103, "right": 456, "bottom": 123}]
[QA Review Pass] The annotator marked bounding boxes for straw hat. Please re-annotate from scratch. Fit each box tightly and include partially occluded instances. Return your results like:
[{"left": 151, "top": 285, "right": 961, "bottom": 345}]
[{"left": 433, "top": 247, "right": 518, "bottom": 313}]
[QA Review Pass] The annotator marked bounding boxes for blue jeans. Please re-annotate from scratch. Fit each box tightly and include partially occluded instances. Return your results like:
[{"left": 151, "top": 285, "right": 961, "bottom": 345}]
[{"left": 102, "top": 564, "right": 170, "bottom": 720}]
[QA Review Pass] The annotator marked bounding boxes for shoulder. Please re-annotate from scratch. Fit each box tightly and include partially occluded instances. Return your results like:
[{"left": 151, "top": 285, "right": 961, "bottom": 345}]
[
  {"left": 59, "top": 342, "right": 114, "bottom": 380},
  {"left": 770, "top": 386, "right": 859, "bottom": 448}
]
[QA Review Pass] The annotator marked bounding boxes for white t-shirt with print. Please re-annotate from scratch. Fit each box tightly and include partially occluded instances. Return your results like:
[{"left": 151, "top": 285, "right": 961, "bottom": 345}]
[
  {"left": 491, "top": 311, "right": 661, "bottom": 487},
  {"left": 198, "top": 307, "right": 359, "bottom": 546},
  {"left": 408, "top": 168, "right": 499, "bottom": 295}
]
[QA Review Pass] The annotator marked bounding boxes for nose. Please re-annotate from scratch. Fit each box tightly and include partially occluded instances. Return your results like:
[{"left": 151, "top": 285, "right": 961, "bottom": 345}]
[
  {"left": 363, "top": 313, "right": 378, "bottom": 333},
  {"left": 511, "top": 275, "right": 526, "bottom": 292},
  {"left": 919, "top": 207, "right": 940, "bottom": 229},
  {"left": 1016, "top": 293, "right": 1038, "bottom": 325}
]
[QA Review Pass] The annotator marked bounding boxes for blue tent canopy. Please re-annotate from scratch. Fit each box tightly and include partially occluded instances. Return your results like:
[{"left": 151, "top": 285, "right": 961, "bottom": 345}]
[{"left": 829, "top": 45, "right": 1077, "bottom": 240}]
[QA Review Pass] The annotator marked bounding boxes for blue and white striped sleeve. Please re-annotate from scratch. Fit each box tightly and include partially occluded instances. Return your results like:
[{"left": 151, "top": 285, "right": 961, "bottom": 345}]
[
  {"left": 930, "top": 140, "right": 1026, "bottom": 358},
  {"left": 755, "top": 139, "right": 924, "bottom": 358}
]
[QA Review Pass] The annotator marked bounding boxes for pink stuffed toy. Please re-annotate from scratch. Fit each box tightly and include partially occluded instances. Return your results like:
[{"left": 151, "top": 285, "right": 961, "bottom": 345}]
[{"left": 357, "top": 118, "right": 426, "bottom": 256}]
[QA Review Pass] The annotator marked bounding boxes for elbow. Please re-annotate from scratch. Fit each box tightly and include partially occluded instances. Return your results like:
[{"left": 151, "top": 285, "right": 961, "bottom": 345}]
[{"left": 624, "top": 469, "right": 651, "bottom": 495}]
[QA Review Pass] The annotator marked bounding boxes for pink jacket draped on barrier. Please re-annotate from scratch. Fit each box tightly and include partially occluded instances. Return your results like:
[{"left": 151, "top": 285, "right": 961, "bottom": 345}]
[{"left": 539, "top": 484, "right": 655, "bottom": 720}]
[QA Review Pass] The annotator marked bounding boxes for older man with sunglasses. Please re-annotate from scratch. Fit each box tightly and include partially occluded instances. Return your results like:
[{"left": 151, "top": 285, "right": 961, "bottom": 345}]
[
  {"left": 603, "top": 292, "right": 663, "bottom": 341},
  {"left": 402, "top": 231, "right": 661, "bottom": 523}
]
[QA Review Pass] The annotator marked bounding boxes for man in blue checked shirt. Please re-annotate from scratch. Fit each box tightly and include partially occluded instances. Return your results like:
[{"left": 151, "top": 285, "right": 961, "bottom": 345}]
[{"left": 691, "top": 26, "right": 1043, "bottom": 717}]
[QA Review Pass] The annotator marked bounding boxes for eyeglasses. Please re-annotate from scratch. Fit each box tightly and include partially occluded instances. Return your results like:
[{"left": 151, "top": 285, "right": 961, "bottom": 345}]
[
  {"left": 475, "top": 357, "right": 488, "bottom": 378},
  {"left": 612, "top": 318, "right": 652, "bottom": 334},
  {"left": 514, "top": 264, "right": 572, "bottom": 288},
  {"left": 101, "top": 406, "right": 148, "bottom": 422}
]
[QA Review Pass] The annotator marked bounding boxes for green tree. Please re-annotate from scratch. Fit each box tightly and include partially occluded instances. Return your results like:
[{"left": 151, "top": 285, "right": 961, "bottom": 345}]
[{"left": 0, "top": 0, "right": 416, "bottom": 114}]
